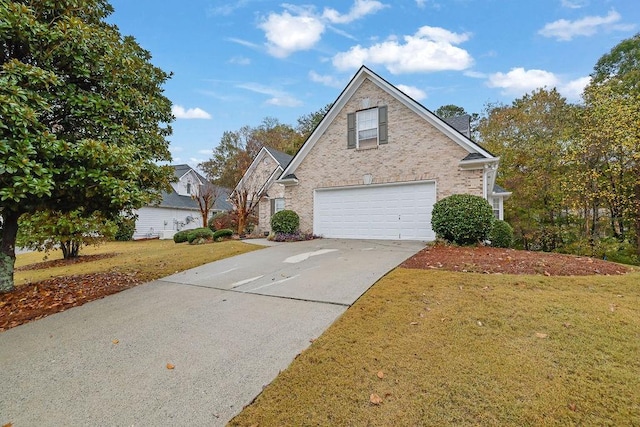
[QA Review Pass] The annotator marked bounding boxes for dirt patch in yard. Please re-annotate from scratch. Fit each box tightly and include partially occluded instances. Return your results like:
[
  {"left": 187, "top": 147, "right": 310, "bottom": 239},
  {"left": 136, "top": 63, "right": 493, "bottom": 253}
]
[
  {"left": 401, "top": 244, "right": 631, "bottom": 276},
  {"left": 15, "top": 253, "right": 118, "bottom": 271}
]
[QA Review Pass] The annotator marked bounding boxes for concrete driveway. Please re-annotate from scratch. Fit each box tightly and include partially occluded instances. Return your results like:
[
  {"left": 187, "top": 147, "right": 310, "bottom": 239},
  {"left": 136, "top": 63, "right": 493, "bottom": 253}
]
[{"left": 0, "top": 239, "right": 424, "bottom": 426}]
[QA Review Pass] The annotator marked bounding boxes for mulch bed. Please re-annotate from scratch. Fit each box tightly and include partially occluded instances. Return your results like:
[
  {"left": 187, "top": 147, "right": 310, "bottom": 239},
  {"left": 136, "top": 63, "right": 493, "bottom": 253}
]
[
  {"left": 0, "top": 272, "right": 142, "bottom": 332},
  {"left": 401, "top": 244, "right": 631, "bottom": 276}
]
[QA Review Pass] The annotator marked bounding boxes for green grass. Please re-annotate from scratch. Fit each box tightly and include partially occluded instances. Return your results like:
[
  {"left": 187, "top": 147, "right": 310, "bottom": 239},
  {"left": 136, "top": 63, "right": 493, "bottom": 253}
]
[
  {"left": 15, "top": 239, "right": 261, "bottom": 286},
  {"left": 230, "top": 269, "right": 640, "bottom": 426}
]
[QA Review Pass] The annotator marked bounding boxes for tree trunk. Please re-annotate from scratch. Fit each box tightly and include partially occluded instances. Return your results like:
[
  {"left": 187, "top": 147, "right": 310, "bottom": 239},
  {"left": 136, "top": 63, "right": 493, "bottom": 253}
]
[{"left": 0, "top": 210, "right": 20, "bottom": 293}]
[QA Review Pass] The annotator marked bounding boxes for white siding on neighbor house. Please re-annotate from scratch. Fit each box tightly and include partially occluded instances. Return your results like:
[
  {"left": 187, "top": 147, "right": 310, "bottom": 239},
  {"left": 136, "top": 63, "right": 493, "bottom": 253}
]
[
  {"left": 134, "top": 206, "right": 201, "bottom": 239},
  {"left": 314, "top": 181, "right": 436, "bottom": 240}
]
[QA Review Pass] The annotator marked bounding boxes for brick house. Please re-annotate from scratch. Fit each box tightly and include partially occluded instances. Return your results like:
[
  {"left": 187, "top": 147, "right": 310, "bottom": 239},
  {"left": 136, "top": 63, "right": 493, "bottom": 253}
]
[{"left": 242, "top": 66, "right": 510, "bottom": 240}]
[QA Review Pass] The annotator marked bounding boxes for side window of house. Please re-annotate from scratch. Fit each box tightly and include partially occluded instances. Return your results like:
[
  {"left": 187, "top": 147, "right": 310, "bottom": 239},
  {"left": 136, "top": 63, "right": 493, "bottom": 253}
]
[
  {"left": 186, "top": 182, "right": 192, "bottom": 195},
  {"left": 270, "top": 198, "right": 285, "bottom": 216},
  {"left": 492, "top": 197, "right": 501, "bottom": 219},
  {"left": 347, "top": 106, "right": 388, "bottom": 149}
]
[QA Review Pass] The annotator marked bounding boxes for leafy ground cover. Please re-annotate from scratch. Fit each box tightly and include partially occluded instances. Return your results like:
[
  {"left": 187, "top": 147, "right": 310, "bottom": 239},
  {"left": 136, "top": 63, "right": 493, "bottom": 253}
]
[
  {"left": 1, "top": 240, "right": 260, "bottom": 331},
  {"left": 230, "top": 248, "right": 640, "bottom": 426}
]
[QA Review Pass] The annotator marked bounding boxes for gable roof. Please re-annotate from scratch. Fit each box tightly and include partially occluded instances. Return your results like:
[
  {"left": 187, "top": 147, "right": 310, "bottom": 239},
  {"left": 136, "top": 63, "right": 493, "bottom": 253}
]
[
  {"left": 280, "top": 66, "right": 497, "bottom": 179},
  {"left": 157, "top": 165, "right": 232, "bottom": 211},
  {"left": 264, "top": 146, "right": 293, "bottom": 169},
  {"left": 234, "top": 146, "right": 293, "bottom": 194}
]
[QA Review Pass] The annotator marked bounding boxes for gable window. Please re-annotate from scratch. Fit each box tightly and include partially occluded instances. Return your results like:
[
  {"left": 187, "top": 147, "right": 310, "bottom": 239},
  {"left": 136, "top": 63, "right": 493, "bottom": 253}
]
[
  {"left": 347, "top": 106, "right": 388, "bottom": 149},
  {"left": 186, "top": 183, "right": 192, "bottom": 195},
  {"left": 270, "top": 198, "right": 285, "bottom": 216}
]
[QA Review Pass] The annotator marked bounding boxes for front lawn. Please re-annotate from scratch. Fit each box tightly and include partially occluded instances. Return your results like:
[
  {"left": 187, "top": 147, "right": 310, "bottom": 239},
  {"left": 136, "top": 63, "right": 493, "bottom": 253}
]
[
  {"left": 2, "top": 239, "right": 261, "bottom": 331},
  {"left": 230, "top": 268, "right": 640, "bottom": 426}
]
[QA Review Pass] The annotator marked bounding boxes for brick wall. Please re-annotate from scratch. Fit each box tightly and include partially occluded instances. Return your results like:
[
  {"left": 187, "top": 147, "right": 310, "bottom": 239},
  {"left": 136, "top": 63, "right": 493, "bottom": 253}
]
[{"left": 284, "top": 78, "right": 484, "bottom": 234}]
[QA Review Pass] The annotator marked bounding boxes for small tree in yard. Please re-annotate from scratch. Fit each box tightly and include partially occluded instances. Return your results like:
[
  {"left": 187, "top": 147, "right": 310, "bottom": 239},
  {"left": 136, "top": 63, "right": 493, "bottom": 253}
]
[
  {"left": 431, "top": 194, "right": 495, "bottom": 245},
  {"left": 17, "top": 209, "right": 118, "bottom": 258},
  {"left": 193, "top": 183, "right": 222, "bottom": 228}
]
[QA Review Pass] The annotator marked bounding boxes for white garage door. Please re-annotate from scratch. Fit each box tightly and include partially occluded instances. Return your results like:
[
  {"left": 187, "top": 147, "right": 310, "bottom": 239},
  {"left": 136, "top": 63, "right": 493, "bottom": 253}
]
[{"left": 314, "top": 181, "right": 436, "bottom": 240}]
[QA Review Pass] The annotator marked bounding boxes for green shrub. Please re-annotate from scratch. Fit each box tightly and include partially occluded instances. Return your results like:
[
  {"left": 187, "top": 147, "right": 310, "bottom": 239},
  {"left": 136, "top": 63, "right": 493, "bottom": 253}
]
[
  {"left": 489, "top": 220, "right": 514, "bottom": 248},
  {"left": 187, "top": 227, "right": 214, "bottom": 244},
  {"left": 114, "top": 214, "right": 137, "bottom": 241},
  {"left": 431, "top": 194, "right": 494, "bottom": 245},
  {"left": 271, "top": 210, "right": 300, "bottom": 234},
  {"left": 213, "top": 229, "right": 234, "bottom": 240},
  {"left": 173, "top": 230, "right": 189, "bottom": 243}
]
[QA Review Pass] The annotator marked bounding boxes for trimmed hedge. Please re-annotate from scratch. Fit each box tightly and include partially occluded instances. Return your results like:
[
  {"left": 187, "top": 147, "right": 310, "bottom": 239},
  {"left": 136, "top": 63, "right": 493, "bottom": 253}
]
[
  {"left": 213, "top": 228, "right": 234, "bottom": 240},
  {"left": 173, "top": 230, "right": 189, "bottom": 243},
  {"left": 431, "top": 194, "right": 494, "bottom": 245},
  {"left": 271, "top": 210, "right": 300, "bottom": 234},
  {"left": 489, "top": 220, "right": 514, "bottom": 248},
  {"left": 187, "top": 227, "right": 214, "bottom": 243}
]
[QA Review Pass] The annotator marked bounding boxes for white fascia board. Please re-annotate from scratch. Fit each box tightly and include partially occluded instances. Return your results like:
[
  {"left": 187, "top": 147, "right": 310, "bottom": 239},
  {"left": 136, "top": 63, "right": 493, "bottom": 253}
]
[{"left": 459, "top": 157, "right": 500, "bottom": 169}]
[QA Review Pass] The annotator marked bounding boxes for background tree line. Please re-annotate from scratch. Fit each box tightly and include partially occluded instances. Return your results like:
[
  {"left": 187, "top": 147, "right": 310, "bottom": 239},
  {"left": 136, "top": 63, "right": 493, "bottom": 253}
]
[{"left": 478, "top": 33, "right": 640, "bottom": 262}]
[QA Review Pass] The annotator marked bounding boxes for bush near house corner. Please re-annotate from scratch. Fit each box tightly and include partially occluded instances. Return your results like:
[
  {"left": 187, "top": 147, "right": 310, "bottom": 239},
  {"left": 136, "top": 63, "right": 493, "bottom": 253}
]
[
  {"left": 187, "top": 227, "right": 214, "bottom": 244},
  {"left": 489, "top": 219, "right": 514, "bottom": 248},
  {"left": 271, "top": 210, "right": 300, "bottom": 234},
  {"left": 431, "top": 194, "right": 494, "bottom": 245}
]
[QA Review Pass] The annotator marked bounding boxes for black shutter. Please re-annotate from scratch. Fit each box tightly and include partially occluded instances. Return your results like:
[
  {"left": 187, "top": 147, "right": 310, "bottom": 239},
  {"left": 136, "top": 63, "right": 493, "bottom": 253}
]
[
  {"left": 347, "top": 112, "right": 356, "bottom": 149},
  {"left": 378, "top": 106, "right": 388, "bottom": 144},
  {"left": 270, "top": 198, "right": 275, "bottom": 216}
]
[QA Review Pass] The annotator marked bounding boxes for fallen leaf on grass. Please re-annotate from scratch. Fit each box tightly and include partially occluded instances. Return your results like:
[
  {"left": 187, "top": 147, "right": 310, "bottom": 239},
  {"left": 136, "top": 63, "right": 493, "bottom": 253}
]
[
  {"left": 166, "top": 363, "right": 175, "bottom": 370},
  {"left": 377, "top": 371, "right": 384, "bottom": 379},
  {"left": 410, "top": 321, "right": 418, "bottom": 325},
  {"left": 568, "top": 402, "right": 577, "bottom": 411},
  {"left": 370, "top": 393, "right": 383, "bottom": 405},
  {"left": 535, "top": 332, "right": 548, "bottom": 339}
]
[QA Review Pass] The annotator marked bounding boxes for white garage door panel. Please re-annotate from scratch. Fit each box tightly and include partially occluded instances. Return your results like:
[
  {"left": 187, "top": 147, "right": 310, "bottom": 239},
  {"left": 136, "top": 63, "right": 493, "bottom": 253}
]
[{"left": 314, "top": 181, "right": 436, "bottom": 240}]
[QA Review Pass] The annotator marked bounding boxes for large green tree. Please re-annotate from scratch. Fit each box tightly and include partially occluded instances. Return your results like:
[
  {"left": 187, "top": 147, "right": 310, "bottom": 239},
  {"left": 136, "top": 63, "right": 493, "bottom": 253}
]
[
  {"left": 0, "top": 0, "right": 173, "bottom": 292},
  {"left": 573, "top": 33, "right": 640, "bottom": 254},
  {"left": 477, "top": 89, "right": 578, "bottom": 250}
]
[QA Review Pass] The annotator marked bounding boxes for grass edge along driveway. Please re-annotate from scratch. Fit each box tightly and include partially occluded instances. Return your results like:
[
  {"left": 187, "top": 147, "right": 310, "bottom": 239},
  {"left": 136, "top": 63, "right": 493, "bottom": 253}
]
[{"left": 230, "top": 268, "right": 640, "bottom": 426}]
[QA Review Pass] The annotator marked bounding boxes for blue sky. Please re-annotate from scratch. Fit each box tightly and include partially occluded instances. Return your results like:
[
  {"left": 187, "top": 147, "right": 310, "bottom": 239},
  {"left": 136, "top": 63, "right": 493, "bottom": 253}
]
[{"left": 108, "top": 0, "right": 639, "bottom": 169}]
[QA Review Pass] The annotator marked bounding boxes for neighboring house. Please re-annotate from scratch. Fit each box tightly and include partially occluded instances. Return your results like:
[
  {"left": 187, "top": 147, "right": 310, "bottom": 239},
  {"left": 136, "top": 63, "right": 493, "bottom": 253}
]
[
  {"left": 133, "top": 164, "right": 231, "bottom": 239},
  {"left": 233, "top": 146, "right": 292, "bottom": 235},
  {"left": 240, "top": 66, "right": 511, "bottom": 240}
]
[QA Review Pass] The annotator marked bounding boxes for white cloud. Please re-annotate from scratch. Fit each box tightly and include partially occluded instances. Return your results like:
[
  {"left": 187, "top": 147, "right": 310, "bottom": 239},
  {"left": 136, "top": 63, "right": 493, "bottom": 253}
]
[
  {"left": 228, "top": 56, "right": 251, "bottom": 65},
  {"left": 464, "top": 70, "right": 487, "bottom": 79},
  {"left": 487, "top": 68, "right": 560, "bottom": 95},
  {"left": 258, "top": 1, "right": 386, "bottom": 58},
  {"left": 396, "top": 84, "right": 427, "bottom": 101},
  {"left": 538, "top": 10, "right": 631, "bottom": 41},
  {"left": 415, "top": 0, "right": 427, "bottom": 8},
  {"left": 332, "top": 26, "right": 473, "bottom": 74},
  {"left": 486, "top": 67, "right": 590, "bottom": 100},
  {"left": 309, "top": 70, "right": 344, "bottom": 88},
  {"left": 560, "top": 76, "right": 591, "bottom": 100},
  {"left": 322, "top": 0, "right": 387, "bottom": 24},
  {"left": 561, "top": 0, "right": 588, "bottom": 9},
  {"left": 172, "top": 105, "right": 212, "bottom": 120},
  {"left": 237, "top": 82, "right": 303, "bottom": 107},
  {"left": 259, "top": 11, "right": 325, "bottom": 58},
  {"left": 227, "top": 37, "right": 261, "bottom": 49}
]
